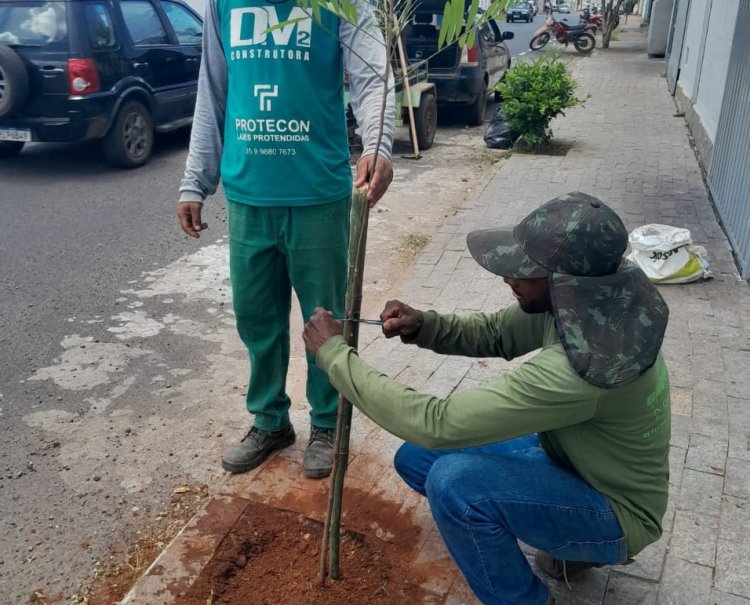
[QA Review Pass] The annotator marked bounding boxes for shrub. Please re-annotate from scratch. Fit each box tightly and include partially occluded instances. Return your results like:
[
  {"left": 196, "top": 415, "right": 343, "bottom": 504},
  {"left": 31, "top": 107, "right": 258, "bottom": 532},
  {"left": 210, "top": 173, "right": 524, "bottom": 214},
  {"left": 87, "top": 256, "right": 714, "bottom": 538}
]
[{"left": 495, "top": 54, "right": 583, "bottom": 151}]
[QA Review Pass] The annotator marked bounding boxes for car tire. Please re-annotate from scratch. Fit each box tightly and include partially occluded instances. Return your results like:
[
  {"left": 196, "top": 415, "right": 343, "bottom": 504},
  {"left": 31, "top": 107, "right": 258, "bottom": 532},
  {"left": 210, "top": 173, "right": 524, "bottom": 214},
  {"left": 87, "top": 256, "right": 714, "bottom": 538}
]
[
  {"left": 0, "top": 141, "right": 24, "bottom": 159},
  {"left": 0, "top": 44, "right": 29, "bottom": 118},
  {"left": 102, "top": 100, "right": 154, "bottom": 168},
  {"left": 413, "top": 91, "right": 437, "bottom": 151},
  {"left": 467, "top": 83, "right": 487, "bottom": 127},
  {"left": 506, "top": 16, "right": 512, "bottom": 22}
]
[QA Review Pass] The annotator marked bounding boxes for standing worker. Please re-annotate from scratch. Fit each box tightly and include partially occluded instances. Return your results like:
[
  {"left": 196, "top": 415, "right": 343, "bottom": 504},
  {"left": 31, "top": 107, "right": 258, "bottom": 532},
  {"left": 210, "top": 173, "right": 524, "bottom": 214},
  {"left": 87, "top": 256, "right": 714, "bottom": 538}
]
[
  {"left": 303, "top": 193, "right": 671, "bottom": 604},
  {"left": 177, "top": 0, "right": 395, "bottom": 479}
]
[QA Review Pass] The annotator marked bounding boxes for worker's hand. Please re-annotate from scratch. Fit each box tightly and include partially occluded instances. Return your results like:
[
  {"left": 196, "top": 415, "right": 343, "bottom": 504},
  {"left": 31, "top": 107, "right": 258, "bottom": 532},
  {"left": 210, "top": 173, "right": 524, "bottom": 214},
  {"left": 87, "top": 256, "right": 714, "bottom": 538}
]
[
  {"left": 380, "top": 300, "right": 423, "bottom": 340},
  {"left": 303, "top": 307, "right": 344, "bottom": 358},
  {"left": 177, "top": 202, "right": 208, "bottom": 238},
  {"left": 355, "top": 154, "right": 393, "bottom": 208}
]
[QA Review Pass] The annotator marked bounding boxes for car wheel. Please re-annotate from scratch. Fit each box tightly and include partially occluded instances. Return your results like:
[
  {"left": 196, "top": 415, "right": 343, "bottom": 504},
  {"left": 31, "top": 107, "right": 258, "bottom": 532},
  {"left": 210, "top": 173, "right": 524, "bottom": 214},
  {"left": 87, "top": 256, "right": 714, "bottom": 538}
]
[
  {"left": 102, "top": 100, "right": 154, "bottom": 168},
  {"left": 0, "top": 44, "right": 29, "bottom": 118},
  {"left": 412, "top": 91, "right": 437, "bottom": 151},
  {"left": 0, "top": 141, "right": 24, "bottom": 159},
  {"left": 467, "top": 83, "right": 487, "bottom": 127},
  {"left": 506, "top": 16, "right": 512, "bottom": 22}
]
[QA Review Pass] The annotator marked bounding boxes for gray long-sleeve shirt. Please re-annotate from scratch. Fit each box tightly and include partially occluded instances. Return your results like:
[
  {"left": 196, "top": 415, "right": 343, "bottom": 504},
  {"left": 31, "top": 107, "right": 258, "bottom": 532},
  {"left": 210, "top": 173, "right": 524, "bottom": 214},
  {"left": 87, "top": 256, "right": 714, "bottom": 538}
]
[{"left": 179, "top": 0, "right": 395, "bottom": 203}]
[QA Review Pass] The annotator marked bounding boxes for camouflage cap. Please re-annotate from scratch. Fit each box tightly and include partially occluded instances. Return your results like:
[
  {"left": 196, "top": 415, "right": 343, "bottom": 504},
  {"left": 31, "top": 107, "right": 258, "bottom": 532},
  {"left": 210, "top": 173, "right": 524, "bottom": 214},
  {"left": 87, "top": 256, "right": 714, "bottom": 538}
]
[
  {"left": 467, "top": 192, "right": 628, "bottom": 278},
  {"left": 466, "top": 192, "right": 669, "bottom": 388}
]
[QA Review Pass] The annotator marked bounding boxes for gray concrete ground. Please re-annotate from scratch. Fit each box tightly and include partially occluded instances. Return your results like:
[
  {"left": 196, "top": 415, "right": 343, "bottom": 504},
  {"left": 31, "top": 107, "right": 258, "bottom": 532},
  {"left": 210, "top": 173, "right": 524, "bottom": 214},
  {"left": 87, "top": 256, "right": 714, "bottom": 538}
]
[{"left": 123, "top": 25, "right": 750, "bottom": 605}]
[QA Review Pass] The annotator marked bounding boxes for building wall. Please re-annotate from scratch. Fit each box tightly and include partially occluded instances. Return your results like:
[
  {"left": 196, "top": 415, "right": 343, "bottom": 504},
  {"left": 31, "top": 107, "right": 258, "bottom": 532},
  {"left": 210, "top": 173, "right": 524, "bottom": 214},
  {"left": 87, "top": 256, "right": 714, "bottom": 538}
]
[
  {"left": 673, "top": 0, "right": 739, "bottom": 170},
  {"left": 675, "top": 0, "right": 709, "bottom": 99},
  {"left": 693, "top": 0, "right": 740, "bottom": 141}
]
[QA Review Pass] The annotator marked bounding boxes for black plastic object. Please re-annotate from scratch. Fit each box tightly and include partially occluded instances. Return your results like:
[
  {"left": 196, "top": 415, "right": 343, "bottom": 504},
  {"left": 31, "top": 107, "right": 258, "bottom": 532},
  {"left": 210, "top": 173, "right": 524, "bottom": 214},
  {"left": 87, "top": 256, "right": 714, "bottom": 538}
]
[{"left": 484, "top": 107, "right": 519, "bottom": 149}]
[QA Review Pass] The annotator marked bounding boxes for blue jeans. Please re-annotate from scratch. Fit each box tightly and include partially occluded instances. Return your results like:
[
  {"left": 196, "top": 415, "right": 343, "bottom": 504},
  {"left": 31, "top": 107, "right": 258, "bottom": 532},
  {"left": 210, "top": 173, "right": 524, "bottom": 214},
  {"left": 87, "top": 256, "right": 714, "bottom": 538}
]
[{"left": 394, "top": 435, "right": 628, "bottom": 605}]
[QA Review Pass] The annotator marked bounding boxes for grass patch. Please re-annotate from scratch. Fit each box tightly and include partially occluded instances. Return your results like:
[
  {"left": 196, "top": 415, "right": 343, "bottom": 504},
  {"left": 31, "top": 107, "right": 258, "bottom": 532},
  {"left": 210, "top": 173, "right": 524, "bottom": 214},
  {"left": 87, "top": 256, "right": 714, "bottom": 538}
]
[{"left": 398, "top": 234, "right": 431, "bottom": 259}]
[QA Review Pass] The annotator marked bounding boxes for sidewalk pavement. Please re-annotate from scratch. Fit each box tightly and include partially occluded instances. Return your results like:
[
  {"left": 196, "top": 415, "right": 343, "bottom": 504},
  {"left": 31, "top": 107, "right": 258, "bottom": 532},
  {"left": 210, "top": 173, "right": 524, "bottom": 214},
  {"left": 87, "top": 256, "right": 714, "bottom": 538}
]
[{"left": 122, "top": 26, "right": 750, "bottom": 605}]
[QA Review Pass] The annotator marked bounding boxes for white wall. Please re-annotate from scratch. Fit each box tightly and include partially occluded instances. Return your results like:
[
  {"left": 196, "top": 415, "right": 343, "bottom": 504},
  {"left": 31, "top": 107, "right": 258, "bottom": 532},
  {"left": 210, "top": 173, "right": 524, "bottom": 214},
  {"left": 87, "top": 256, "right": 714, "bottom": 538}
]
[
  {"left": 693, "top": 0, "right": 740, "bottom": 140},
  {"left": 674, "top": 0, "right": 709, "bottom": 98}
]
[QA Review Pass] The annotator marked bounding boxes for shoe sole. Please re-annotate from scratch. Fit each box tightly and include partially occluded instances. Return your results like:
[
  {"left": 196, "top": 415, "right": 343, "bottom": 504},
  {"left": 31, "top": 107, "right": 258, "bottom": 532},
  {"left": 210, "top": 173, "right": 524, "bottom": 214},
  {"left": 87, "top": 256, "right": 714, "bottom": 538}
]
[
  {"left": 221, "top": 432, "right": 295, "bottom": 474},
  {"left": 303, "top": 465, "right": 333, "bottom": 479}
]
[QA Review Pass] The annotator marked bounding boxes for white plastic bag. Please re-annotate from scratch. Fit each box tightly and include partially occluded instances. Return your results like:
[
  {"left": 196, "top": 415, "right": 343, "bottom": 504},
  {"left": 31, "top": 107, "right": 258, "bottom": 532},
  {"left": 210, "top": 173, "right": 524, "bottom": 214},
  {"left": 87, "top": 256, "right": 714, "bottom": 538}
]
[{"left": 627, "top": 224, "right": 712, "bottom": 284}]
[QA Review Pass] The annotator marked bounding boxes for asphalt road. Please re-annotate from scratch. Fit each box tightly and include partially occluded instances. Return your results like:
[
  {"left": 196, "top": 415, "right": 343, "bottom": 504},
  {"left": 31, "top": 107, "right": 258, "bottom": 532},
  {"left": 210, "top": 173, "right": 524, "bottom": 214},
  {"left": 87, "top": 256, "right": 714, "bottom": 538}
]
[{"left": 0, "top": 132, "right": 232, "bottom": 602}]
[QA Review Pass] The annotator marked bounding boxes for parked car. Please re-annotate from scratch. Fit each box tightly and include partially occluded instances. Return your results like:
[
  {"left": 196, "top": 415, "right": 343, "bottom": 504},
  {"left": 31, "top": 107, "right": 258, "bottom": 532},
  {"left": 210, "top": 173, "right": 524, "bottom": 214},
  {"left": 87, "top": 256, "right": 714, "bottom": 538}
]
[
  {"left": 557, "top": 3, "right": 571, "bottom": 13},
  {"left": 506, "top": 2, "right": 534, "bottom": 22},
  {"left": 403, "top": 2, "right": 514, "bottom": 126},
  {"left": 0, "top": 0, "right": 202, "bottom": 167}
]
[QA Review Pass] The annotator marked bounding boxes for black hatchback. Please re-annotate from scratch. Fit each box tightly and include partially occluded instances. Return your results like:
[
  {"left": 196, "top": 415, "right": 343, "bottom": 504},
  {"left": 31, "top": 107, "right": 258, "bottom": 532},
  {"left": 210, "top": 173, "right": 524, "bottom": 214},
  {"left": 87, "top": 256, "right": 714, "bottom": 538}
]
[{"left": 0, "top": 0, "right": 202, "bottom": 167}]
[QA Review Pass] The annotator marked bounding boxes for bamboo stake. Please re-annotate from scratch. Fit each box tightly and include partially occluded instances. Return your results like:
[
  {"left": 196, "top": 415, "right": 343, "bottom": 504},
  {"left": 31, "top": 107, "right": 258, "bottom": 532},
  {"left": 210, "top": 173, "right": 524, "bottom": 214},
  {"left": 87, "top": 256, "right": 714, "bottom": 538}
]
[{"left": 319, "top": 0, "right": 394, "bottom": 583}]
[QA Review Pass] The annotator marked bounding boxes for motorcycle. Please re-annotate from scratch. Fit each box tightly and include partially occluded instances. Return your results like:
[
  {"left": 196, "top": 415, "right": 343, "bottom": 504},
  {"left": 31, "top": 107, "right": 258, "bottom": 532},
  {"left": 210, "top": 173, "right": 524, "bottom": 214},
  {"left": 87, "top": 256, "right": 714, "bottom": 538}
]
[
  {"left": 529, "top": 12, "right": 597, "bottom": 54},
  {"left": 580, "top": 7, "right": 602, "bottom": 32}
]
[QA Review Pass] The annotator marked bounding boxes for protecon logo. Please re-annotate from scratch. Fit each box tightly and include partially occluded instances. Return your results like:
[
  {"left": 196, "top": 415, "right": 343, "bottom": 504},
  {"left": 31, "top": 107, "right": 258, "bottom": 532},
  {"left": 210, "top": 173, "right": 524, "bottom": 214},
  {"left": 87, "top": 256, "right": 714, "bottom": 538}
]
[
  {"left": 230, "top": 6, "right": 312, "bottom": 48},
  {"left": 254, "top": 84, "right": 279, "bottom": 112}
]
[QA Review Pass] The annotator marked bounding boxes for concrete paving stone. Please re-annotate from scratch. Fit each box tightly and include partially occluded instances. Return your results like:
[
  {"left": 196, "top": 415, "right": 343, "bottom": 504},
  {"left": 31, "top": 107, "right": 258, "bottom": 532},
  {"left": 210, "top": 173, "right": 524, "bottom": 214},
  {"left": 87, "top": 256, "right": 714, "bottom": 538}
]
[
  {"left": 670, "top": 386, "right": 693, "bottom": 417},
  {"left": 444, "top": 575, "right": 482, "bottom": 605},
  {"left": 670, "top": 414, "right": 691, "bottom": 449},
  {"left": 676, "top": 469, "right": 724, "bottom": 517},
  {"left": 655, "top": 557, "right": 712, "bottom": 605},
  {"left": 669, "top": 446, "right": 687, "bottom": 490},
  {"left": 413, "top": 530, "right": 459, "bottom": 598},
  {"left": 546, "top": 566, "right": 608, "bottom": 605},
  {"left": 691, "top": 380, "right": 728, "bottom": 421},
  {"left": 669, "top": 510, "right": 719, "bottom": 566},
  {"left": 710, "top": 589, "right": 750, "bottom": 605},
  {"left": 692, "top": 416, "right": 730, "bottom": 441},
  {"left": 685, "top": 433, "right": 728, "bottom": 476},
  {"left": 719, "top": 494, "right": 750, "bottom": 543},
  {"left": 423, "top": 356, "right": 475, "bottom": 398},
  {"left": 727, "top": 418, "right": 750, "bottom": 463},
  {"left": 603, "top": 573, "right": 658, "bottom": 605},
  {"left": 722, "top": 350, "right": 750, "bottom": 399},
  {"left": 724, "top": 458, "right": 750, "bottom": 499},
  {"left": 612, "top": 532, "right": 669, "bottom": 583},
  {"left": 727, "top": 393, "right": 750, "bottom": 424},
  {"left": 715, "top": 540, "right": 750, "bottom": 598}
]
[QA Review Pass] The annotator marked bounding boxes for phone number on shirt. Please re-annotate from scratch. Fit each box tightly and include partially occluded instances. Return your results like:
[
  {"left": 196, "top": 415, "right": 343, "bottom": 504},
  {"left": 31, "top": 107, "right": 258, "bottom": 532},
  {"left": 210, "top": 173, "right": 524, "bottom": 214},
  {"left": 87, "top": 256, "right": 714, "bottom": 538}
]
[{"left": 245, "top": 147, "right": 296, "bottom": 156}]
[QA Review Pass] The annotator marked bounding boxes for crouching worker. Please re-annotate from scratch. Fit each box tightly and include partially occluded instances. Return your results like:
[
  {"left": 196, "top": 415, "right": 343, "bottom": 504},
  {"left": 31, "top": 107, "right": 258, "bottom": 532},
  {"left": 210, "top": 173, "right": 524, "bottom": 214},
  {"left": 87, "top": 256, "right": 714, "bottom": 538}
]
[{"left": 302, "top": 192, "right": 671, "bottom": 605}]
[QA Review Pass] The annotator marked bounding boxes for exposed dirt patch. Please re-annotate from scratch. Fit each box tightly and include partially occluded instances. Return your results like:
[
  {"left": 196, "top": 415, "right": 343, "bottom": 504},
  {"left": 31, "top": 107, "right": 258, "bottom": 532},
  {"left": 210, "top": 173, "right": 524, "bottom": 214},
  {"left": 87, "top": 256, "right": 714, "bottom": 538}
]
[
  {"left": 182, "top": 488, "right": 433, "bottom": 605},
  {"left": 66, "top": 484, "right": 211, "bottom": 605}
]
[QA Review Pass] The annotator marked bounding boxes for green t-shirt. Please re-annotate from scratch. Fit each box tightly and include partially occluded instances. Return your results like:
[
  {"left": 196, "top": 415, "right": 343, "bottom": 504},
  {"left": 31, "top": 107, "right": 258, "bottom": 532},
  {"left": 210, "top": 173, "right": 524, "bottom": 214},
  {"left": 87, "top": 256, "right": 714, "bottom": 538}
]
[
  {"left": 215, "top": 0, "right": 351, "bottom": 205},
  {"left": 317, "top": 304, "right": 671, "bottom": 556}
]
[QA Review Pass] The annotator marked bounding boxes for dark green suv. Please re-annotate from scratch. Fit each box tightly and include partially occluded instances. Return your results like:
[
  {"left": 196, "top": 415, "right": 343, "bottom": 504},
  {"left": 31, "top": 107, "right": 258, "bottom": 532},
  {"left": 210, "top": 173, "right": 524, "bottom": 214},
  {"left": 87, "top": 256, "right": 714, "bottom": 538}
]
[{"left": 0, "top": 0, "right": 202, "bottom": 167}]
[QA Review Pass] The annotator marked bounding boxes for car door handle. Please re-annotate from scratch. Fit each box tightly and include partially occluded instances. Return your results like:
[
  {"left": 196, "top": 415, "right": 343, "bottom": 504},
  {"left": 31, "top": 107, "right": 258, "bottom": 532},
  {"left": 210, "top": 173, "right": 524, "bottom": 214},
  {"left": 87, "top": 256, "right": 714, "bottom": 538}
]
[
  {"left": 40, "top": 66, "right": 65, "bottom": 75},
  {"left": 133, "top": 62, "right": 148, "bottom": 69},
  {"left": 186, "top": 57, "right": 199, "bottom": 63}
]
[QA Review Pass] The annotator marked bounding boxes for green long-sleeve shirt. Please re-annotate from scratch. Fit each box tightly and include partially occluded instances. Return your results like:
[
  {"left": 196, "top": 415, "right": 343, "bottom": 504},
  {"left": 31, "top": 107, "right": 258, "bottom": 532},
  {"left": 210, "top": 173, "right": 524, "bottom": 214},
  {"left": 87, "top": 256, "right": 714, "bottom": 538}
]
[{"left": 316, "top": 304, "right": 671, "bottom": 556}]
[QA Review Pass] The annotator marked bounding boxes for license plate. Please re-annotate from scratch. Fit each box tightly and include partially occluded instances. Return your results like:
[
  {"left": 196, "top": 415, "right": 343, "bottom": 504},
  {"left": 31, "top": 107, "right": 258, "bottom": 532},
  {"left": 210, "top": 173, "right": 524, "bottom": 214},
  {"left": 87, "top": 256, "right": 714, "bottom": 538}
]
[{"left": 0, "top": 128, "right": 32, "bottom": 142}]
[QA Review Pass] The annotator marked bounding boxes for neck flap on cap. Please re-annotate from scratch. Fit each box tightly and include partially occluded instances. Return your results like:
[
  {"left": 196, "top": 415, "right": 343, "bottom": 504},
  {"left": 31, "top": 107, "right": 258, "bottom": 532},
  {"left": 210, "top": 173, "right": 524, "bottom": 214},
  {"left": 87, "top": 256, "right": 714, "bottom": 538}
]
[{"left": 549, "top": 261, "right": 670, "bottom": 388}]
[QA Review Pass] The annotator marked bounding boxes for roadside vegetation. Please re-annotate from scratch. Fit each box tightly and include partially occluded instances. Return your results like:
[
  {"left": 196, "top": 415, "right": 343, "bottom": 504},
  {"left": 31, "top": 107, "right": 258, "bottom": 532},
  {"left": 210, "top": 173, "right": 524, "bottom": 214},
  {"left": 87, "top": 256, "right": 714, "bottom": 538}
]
[{"left": 495, "top": 54, "right": 583, "bottom": 152}]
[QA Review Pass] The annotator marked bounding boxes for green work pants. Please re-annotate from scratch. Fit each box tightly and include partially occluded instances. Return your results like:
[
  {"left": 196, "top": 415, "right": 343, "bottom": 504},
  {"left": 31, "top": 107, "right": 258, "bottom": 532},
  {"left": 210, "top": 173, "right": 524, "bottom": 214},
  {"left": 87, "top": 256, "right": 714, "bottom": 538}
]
[{"left": 227, "top": 197, "right": 350, "bottom": 432}]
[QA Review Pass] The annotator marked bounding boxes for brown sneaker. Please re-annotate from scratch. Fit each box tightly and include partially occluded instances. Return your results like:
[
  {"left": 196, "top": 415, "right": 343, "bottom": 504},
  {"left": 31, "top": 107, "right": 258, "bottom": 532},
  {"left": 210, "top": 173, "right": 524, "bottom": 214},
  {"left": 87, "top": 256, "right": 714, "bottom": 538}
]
[
  {"left": 303, "top": 426, "right": 335, "bottom": 479},
  {"left": 221, "top": 425, "right": 295, "bottom": 474}
]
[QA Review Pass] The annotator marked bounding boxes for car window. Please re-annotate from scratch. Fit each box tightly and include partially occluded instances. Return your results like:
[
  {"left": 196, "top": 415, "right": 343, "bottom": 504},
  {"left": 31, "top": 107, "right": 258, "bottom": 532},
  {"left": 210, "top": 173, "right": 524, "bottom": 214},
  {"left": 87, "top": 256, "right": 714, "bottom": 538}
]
[
  {"left": 0, "top": 1, "right": 67, "bottom": 48},
  {"left": 160, "top": 1, "right": 201, "bottom": 45},
  {"left": 480, "top": 22, "right": 495, "bottom": 44},
  {"left": 120, "top": 0, "right": 169, "bottom": 45},
  {"left": 84, "top": 3, "right": 115, "bottom": 48}
]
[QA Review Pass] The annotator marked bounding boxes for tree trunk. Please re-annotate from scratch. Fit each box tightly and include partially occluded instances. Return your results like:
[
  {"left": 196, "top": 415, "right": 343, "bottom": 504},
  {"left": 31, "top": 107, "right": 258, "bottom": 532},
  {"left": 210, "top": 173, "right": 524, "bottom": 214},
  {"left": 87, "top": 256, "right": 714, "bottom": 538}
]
[{"left": 601, "top": 0, "right": 625, "bottom": 49}]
